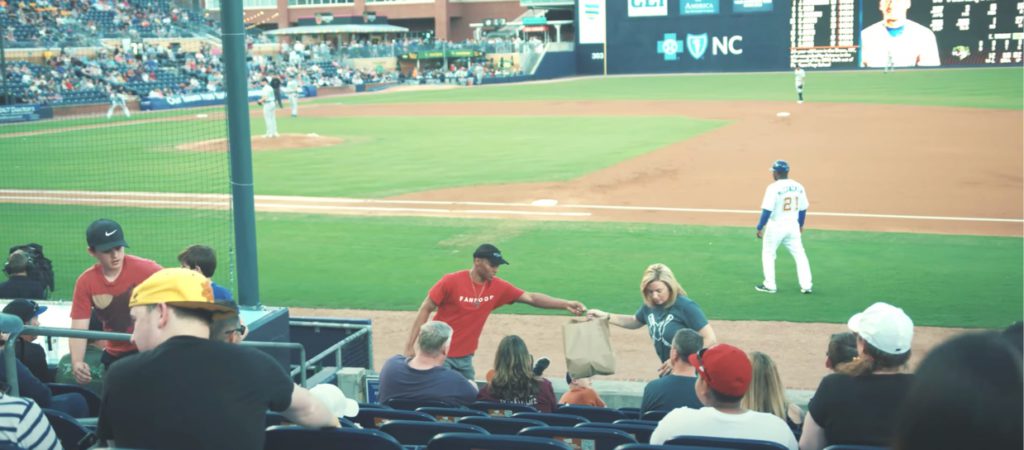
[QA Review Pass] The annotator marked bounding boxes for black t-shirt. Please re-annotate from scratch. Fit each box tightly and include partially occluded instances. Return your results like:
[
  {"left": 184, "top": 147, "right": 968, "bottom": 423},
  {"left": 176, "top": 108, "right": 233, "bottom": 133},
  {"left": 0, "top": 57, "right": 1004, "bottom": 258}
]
[
  {"left": 98, "top": 335, "right": 294, "bottom": 450},
  {"left": 807, "top": 373, "right": 914, "bottom": 447},
  {"left": 0, "top": 276, "right": 45, "bottom": 299},
  {"left": 14, "top": 340, "right": 51, "bottom": 383},
  {"left": 641, "top": 374, "right": 702, "bottom": 414}
]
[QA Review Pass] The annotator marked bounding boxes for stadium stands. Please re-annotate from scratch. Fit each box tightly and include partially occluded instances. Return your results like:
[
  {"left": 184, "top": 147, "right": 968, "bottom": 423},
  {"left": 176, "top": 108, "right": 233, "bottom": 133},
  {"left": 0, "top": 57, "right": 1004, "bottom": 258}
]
[
  {"left": 456, "top": 416, "right": 546, "bottom": 436},
  {"left": 425, "top": 432, "right": 574, "bottom": 450},
  {"left": 519, "top": 425, "right": 638, "bottom": 450},
  {"left": 664, "top": 436, "right": 790, "bottom": 449},
  {"left": 379, "top": 420, "right": 489, "bottom": 446},
  {"left": 512, "top": 412, "right": 590, "bottom": 427},
  {"left": 264, "top": 425, "right": 404, "bottom": 450},
  {"left": 416, "top": 407, "right": 488, "bottom": 422},
  {"left": 577, "top": 422, "right": 657, "bottom": 444}
]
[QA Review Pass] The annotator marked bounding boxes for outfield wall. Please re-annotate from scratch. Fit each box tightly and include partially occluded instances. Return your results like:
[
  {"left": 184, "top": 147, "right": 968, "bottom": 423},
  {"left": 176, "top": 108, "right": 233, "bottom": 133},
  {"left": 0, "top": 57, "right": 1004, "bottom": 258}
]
[{"left": 576, "top": 0, "right": 1023, "bottom": 74}]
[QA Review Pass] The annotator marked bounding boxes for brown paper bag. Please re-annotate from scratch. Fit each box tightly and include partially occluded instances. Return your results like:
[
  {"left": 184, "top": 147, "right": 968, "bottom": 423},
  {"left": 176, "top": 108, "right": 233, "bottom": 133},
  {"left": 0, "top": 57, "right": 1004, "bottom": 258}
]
[{"left": 562, "top": 317, "right": 616, "bottom": 378}]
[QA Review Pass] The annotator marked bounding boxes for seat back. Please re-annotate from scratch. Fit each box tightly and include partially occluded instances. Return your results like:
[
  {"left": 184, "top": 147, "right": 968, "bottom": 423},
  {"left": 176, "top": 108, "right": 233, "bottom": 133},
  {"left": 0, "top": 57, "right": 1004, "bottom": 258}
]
[
  {"left": 42, "top": 408, "right": 96, "bottom": 450},
  {"left": 640, "top": 410, "right": 670, "bottom": 421},
  {"left": 47, "top": 383, "right": 101, "bottom": 417},
  {"left": 469, "top": 400, "right": 540, "bottom": 417},
  {"left": 576, "top": 421, "right": 656, "bottom": 444},
  {"left": 554, "top": 405, "right": 627, "bottom": 423},
  {"left": 664, "top": 435, "right": 789, "bottom": 450},
  {"left": 386, "top": 397, "right": 457, "bottom": 410},
  {"left": 519, "top": 425, "right": 637, "bottom": 450},
  {"left": 264, "top": 426, "right": 404, "bottom": 450},
  {"left": 417, "top": 406, "right": 488, "bottom": 422},
  {"left": 425, "top": 432, "right": 574, "bottom": 450},
  {"left": 618, "top": 407, "right": 642, "bottom": 420},
  {"left": 353, "top": 407, "right": 435, "bottom": 429},
  {"left": 379, "top": 420, "right": 488, "bottom": 445},
  {"left": 514, "top": 412, "right": 589, "bottom": 427},
  {"left": 614, "top": 419, "right": 661, "bottom": 427},
  {"left": 457, "top": 416, "right": 547, "bottom": 435},
  {"left": 823, "top": 446, "right": 889, "bottom": 450}
]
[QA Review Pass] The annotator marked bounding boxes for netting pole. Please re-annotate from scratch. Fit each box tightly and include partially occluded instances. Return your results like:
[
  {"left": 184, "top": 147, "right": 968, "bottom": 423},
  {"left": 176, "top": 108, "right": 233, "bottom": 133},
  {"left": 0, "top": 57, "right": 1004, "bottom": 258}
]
[{"left": 221, "top": 0, "right": 261, "bottom": 308}]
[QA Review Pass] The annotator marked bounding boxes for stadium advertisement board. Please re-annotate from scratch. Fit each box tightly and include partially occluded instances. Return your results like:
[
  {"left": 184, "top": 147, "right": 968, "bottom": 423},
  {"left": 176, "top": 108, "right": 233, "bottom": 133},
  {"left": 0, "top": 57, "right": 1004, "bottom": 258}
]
[
  {"left": 141, "top": 89, "right": 297, "bottom": 111},
  {"left": 0, "top": 104, "right": 54, "bottom": 123},
  {"left": 582, "top": 0, "right": 1022, "bottom": 74}
]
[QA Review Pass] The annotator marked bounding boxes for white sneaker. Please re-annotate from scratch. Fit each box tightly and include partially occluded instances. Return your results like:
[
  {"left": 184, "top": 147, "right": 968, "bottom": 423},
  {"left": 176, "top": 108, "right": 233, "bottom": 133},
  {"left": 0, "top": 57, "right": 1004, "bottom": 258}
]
[{"left": 755, "top": 284, "right": 777, "bottom": 294}]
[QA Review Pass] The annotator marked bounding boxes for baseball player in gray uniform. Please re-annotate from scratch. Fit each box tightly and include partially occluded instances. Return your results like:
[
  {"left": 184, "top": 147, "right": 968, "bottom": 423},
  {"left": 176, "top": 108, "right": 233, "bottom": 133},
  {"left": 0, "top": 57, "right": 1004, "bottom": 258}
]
[
  {"left": 755, "top": 160, "right": 813, "bottom": 294},
  {"left": 794, "top": 65, "right": 806, "bottom": 104}
]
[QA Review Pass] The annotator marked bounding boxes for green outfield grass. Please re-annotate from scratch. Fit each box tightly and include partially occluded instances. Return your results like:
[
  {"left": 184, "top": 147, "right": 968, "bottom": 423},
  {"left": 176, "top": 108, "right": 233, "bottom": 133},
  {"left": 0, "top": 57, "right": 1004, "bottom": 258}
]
[
  {"left": 2, "top": 115, "right": 724, "bottom": 198},
  {"left": 313, "top": 67, "right": 1023, "bottom": 110},
  {"left": 1, "top": 204, "right": 1019, "bottom": 328}
]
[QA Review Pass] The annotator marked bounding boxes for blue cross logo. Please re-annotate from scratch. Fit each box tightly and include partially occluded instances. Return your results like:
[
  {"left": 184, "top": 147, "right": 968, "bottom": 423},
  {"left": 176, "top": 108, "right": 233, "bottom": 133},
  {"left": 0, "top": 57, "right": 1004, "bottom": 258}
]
[{"left": 657, "top": 33, "right": 683, "bottom": 61}]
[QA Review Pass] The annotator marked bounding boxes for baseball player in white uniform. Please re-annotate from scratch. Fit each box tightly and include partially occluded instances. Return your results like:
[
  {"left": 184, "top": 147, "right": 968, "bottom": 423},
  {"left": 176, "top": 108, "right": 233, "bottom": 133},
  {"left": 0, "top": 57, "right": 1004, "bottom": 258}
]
[
  {"left": 860, "top": 0, "right": 940, "bottom": 68},
  {"left": 286, "top": 76, "right": 300, "bottom": 117},
  {"left": 107, "top": 87, "right": 130, "bottom": 119},
  {"left": 258, "top": 78, "right": 278, "bottom": 138},
  {"left": 755, "top": 160, "right": 813, "bottom": 294},
  {"left": 794, "top": 65, "right": 806, "bottom": 104}
]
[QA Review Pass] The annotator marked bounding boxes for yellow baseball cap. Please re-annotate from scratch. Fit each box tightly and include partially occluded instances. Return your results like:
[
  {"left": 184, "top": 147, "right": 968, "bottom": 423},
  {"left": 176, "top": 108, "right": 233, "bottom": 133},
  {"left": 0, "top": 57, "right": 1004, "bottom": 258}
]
[{"left": 130, "top": 268, "right": 238, "bottom": 315}]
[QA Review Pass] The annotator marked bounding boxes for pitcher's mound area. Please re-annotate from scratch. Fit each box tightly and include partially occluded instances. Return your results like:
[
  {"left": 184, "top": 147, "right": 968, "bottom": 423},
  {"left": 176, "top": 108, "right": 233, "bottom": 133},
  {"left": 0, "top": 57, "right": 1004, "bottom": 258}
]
[{"left": 176, "top": 133, "right": 343, "bottom": 152}]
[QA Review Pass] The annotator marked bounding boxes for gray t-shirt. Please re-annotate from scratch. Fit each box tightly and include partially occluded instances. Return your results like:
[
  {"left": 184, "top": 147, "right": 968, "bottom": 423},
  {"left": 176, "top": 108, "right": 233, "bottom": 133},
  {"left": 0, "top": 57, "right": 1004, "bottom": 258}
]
[
  {"left": 641, "top": 374, "right": 702, "bottom": 414},
  {"left": 635, "top": 295, "right": 709, "bottom": 362},
  {"left": 378, "top": 355, "right": 478, "bottom": 406}
]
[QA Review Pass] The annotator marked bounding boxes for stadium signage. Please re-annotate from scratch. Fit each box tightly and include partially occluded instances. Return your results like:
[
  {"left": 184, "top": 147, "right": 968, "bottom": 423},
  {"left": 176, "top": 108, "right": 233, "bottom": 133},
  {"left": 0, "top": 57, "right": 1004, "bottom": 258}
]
[
  {"left": 141, "top": 89, "right": 265, "bottom": 111},
  {"left": 629, "top": 0, "right": 668, "bottom": 16},
  {"left": 0, "top": 104, "right": 53, "bottom": 123},
  {"left": 680, "top": 0, "right": 720, "bottom": 15},
  {"left": 658, "top": 32, "right": 743, "bottom": 61}
]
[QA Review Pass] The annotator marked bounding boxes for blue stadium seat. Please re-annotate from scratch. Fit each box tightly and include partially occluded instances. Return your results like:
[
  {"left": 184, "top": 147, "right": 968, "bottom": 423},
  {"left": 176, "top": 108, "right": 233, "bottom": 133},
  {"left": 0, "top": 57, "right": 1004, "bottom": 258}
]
[
  {"left": 425, "top": 432, "right": 573, "bottom": 450},
  {"left": 513, "top": 412, "right": 590, "bottom": 427},
  {"left": 619, "top": 407, "right": 642, "bottom": 420},
  {"left": 615, "top": 419, "right": 661, "bottom": 427},
  {"left": 386, "top": 397, "right": 458, "bottom": 410},
  {"left": 264, "top": 425, "right": 403, "bottom": 450},
  {"left": 664, "top": 435, "right": 789, "bottom": 449},
  {"left": 42, "top": 408, "right": 96, "bottom": 450},
  {"left": 354, "top": 407, "right": 435, "bottom": 429},
  {"left": 468, "top": 400, "right": 539, "bottom": 417},
  {"left": 823, "top": 446, "right": 888, "bottom": 450},
  {"left": 520, "top": 425, "right": 637, "bottom": 450},
  {"left": 457, "top": 416, "right": 546, "bottom": 435},
  {"left": 577, "top": 421, "right": 656, "bottom": 444},
  {"left": 641, "top": 410, "right": 670, "bottom": 421},
  {"left": 555, "top": 405, "right": 628, "bottom": 423},
  {"left": 379, "top": 420, "right": 489, "bottom": 446},
  {"left": 416, "top": 407, "right": 487, "bottom": 422}
]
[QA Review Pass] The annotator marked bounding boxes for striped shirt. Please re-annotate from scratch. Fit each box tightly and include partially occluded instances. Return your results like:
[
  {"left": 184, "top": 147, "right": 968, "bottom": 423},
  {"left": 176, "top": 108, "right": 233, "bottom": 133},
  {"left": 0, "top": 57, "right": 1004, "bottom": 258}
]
[{"left": 0, "top": 395, "right": 61, "bottom": 450}]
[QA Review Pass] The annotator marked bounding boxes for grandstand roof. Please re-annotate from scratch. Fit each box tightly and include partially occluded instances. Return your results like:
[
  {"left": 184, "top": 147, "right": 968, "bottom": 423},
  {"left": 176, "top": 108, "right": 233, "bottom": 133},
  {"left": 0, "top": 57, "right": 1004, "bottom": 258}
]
[{"left": 266, "top": 24, "right": 409, "bottom": 36}]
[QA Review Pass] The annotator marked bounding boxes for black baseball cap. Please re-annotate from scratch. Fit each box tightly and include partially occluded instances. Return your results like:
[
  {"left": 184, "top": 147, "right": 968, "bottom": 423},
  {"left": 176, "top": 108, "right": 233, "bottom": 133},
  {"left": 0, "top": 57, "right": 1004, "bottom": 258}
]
[
  {"left": 2, "top": 299, "right": 47, "bottom": 323},
  {"left": 86, "top": 219, "right": 129, "bottom": 252},
  {"left": 473, "top": 244, "right": 509, "bottom": 266}
]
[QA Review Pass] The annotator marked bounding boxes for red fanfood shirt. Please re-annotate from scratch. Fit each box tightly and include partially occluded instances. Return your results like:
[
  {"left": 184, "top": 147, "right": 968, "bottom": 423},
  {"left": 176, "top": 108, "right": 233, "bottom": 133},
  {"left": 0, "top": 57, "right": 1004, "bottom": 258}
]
[
  {"left": 429, "top": 270, "right": 524, "bottom": 358},
  {"left": 71, "top": 255, "right": 162, "bottom": 356}
]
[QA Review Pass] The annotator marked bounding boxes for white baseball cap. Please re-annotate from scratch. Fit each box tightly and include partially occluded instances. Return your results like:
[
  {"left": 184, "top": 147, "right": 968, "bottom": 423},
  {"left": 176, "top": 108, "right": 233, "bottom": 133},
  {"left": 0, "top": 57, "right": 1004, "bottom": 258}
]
[
  {"left": 847, "top": 302, "right": 914, "bottom": 355},
  {"left": 308, "top": 384, "right": 360, "bottom": 418}
]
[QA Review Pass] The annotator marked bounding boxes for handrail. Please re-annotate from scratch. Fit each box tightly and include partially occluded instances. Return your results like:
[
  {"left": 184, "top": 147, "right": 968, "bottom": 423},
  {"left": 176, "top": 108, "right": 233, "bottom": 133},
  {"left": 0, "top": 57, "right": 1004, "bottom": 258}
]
[
  {"left": 304, "top": 327, "right": 370, "bottom": 375},
  {"left": 2, "top": 325, "right": 312, "bottom": 395}
]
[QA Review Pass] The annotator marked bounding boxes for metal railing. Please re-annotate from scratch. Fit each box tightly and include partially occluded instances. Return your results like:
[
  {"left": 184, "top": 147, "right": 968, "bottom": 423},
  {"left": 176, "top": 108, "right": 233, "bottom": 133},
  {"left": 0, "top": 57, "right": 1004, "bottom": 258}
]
[
  {"left": 0, "top": 314, "right": 316, "bottom": 395},
  {"left": 289, "top": 322, "right": 372, "bottom": 374}
]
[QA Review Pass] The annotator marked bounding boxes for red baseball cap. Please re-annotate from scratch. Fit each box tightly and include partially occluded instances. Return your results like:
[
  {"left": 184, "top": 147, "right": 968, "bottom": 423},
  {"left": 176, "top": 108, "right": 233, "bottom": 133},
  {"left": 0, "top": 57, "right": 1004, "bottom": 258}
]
[{"left": 688, "top": 344, "right": 752, "bottom": 397}]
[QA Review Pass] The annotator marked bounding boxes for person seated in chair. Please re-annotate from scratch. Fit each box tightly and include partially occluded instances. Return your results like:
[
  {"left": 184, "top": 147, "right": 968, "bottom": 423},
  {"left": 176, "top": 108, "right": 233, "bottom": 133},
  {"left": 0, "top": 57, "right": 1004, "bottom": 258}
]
[
  {"left": 0, "top": 251, "right": 45, "bottom": 300},
  {"left": 2, "top": 299, "right": 52, "bottom": 382},
  {"left": 642, "top": 329, "right": 704, "bottom": 414},
  {"left": 378, "top": 321, "right": 478, "bottom": 406},
  {"left": 650, "top": 344, "right": 798, "bottom": 449}
]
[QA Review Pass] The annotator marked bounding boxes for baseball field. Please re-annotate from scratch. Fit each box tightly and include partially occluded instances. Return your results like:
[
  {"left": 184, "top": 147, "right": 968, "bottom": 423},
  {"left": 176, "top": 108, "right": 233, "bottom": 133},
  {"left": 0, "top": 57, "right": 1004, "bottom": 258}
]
[{"left": 1, "top": 67, "right": 1021, "bottom": 387}]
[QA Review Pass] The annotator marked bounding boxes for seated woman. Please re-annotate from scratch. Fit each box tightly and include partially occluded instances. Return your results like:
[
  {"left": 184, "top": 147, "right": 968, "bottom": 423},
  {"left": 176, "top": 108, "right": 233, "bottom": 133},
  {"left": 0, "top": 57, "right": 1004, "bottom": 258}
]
[
  {"left": 477, "top": 335, "right": 556, "bottom": 412},
  {"left": 742, "top": 351, "right": 803, "bottom": 439}
]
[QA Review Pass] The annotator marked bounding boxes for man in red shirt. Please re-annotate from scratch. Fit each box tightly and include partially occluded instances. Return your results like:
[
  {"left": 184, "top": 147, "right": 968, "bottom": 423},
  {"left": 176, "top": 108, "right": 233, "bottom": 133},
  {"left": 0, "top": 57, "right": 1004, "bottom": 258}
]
[
  {"left": 404, "top": 244, "right": 587, "bottom": 380},
  {"left": 70, "top": 219, "right": 162, "bottom": 385}
]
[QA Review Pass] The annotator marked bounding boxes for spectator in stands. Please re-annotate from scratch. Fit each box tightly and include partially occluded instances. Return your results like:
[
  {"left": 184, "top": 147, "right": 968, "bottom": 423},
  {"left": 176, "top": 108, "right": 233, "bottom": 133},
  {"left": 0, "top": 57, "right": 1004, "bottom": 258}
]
[
  {"left": 825, "top": 332, "right": 858, "bottom": 372},
  {"left": 97, "top": 268, "right": 340, "bottom": 449},
  {"left": 2, "top": 299, "right": 51, "bottom": 382},
  {"left": 0, "top": 386, "right": 61, "bottom": 450},
  {"left": 56, "top": 314, "right": 107, "bottom": 394},
  {"left": 177, "top": 244, "right": 232, "bottom": 300},
  {"left": 209, "top": 300, "right": 246, "bottom": 345},
  {"left": 404, "top": 244, "right": 585, "bottom": 380},
  {"left": 0, "top": 335, "right": 89, "bottom": 418},
  {"left": 588, "top": 263, "right": 716, "bottom": 376},
  {"left": 800, "top": 302, "right": 915, "bottom": 450},
  {"left": 379, "top": 321, "right": 478, "bottom": 406},
  {"left": 477, "top": 335, "right": 556, "bottom": 412},
  {"left": 742, "top": 351, "right": 803, "bottom": 438},
  {"left": 641, "top": 329, "right": 704, "bottom": 414},
  {"left": 0, "top": 251, "right": 46, "bottom": 299},
  {"left": 559, "top": 372, "right": 605, "bottom": 407},
  {"left": 70, "top": 219, "right": 162, "bottom": 386},
  {"left": 650, "top": 344, "right": 798, "bottom": 449},
  {"left": 892, "top": 331, "right": 1022, "bottom": 450}
]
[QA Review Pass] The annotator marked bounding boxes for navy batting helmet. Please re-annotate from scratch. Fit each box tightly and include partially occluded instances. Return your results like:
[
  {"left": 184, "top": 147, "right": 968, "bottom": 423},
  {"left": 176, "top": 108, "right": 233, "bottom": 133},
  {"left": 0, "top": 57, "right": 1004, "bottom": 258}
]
[{"left": 771, "top": 160, "right": 790, "bottom": 173}]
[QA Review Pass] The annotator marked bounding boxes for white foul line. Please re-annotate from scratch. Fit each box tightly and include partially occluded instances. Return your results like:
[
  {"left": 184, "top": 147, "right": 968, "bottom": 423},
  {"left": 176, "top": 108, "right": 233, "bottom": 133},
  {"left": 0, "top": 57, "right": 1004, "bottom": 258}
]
[{"left": 0, "top": 189, "right": 1019, "bottom": 224}]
